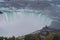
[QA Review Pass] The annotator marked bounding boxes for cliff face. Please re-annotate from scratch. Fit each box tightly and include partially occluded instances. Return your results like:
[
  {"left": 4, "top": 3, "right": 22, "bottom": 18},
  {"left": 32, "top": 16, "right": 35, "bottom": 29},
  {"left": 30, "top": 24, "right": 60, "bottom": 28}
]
[
  {"left": 32, "top": 26, "right": 60, "bottom": 35},
  {"left": 31, "top": 26, "right": 60, "bottom": 40},
  {"left": 40, "top": 26, "right": 60, "bottom": 34}
]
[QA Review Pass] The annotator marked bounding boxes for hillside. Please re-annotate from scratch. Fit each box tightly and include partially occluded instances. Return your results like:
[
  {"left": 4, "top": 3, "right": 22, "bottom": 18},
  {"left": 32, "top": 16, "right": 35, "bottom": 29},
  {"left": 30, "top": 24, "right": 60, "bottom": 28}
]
[{"left": 29, "top": 26, "right": 60, "bottom": 40}]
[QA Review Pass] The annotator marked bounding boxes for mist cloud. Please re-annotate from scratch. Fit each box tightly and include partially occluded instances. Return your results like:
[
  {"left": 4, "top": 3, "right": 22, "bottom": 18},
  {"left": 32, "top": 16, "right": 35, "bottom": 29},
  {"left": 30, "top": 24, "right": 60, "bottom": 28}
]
[{"left": 0, "top": 0, "right": 60, "bottom": 36}]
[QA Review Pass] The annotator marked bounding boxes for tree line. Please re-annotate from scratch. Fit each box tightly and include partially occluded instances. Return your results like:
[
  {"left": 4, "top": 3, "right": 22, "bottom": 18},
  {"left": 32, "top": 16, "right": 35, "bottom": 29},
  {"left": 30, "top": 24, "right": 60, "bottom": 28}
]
[
  {"left": 24, "top": 33, "right": 60, "bottom": 40},
  {"left": 0, "top": 33, "right": 60, "bottom": 40}
]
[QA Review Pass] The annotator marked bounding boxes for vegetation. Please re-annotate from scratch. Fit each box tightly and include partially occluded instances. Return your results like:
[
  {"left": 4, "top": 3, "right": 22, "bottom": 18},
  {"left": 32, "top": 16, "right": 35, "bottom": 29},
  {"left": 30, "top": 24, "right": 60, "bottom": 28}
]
[
  {"left": 0, "top": 36, "right": 22, "bottom": 40},
  {"left": 7, "top": 36, "right": 15, "bottom": 40},
  {"left": 45, "top": 34, "right": 54, "bottom": 40},
  {"left": 34, "top": 33, "right": 41, "bottom": 40},
  {"left": 44, "top": 33, "right": 60, "bottom": 40},
  {"left": 24, "top": 33, "right": 41, "bottom": 40},
  {"left": 0, "top": 33, "right": 60, "bottom": 40},
  {"left": 53, "top": 33, "right": 60, "bottom": 40},
  {"left": 24, "top": 34, "right": 34, "bottom": 40}
]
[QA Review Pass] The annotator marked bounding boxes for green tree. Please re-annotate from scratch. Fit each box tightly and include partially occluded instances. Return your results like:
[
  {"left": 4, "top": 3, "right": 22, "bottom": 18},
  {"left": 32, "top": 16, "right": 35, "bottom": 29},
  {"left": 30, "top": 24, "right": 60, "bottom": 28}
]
[
  {"left": 4, "top": 37, "right": 8, "bottom": 40},
  {"left": 0, "top": 37, "right": 4, "bottom": 40},
  {"left": 24, "top": 33, "right": 41, "bottom": 40},
  {"left": 24, "top": 34, "right": 34, "bottom": 40},
  {"left": 45, "top": 34, "right": 54, "bottom": 40},
  {"left": 35, "top": 33, "right": 41, "bottom": 40},
  {"left": 53, "top": 33, "right": 60, "bottom": 40},
  {"left": 7, "top": 36, "right": 15, "bottom": 40},
  {"left": 16, "top": 38, "right": 20, "bottom": 40},
  {"left": 12, "top": 36, "right": 15, "bottom": 40}
]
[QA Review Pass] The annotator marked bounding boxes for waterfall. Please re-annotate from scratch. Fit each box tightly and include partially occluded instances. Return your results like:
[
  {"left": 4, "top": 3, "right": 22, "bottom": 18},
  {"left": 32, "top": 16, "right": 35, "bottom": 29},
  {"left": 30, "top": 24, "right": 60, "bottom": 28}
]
[
  {"left": 1, "top": 10, "right": 50, "bottom": 25},
  {"left": 0, "top": 9, "right": 53, "bottom": 37},
  {"left": 0, "top": 9, "right": 52, "bottom": 27}
]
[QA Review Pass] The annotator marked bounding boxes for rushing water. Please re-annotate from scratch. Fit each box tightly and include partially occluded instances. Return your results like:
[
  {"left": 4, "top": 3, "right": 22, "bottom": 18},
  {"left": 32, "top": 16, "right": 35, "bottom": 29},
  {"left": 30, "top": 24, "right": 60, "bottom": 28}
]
[{"left": 0, "top": 8, "right": 52, "bottom": 37}]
